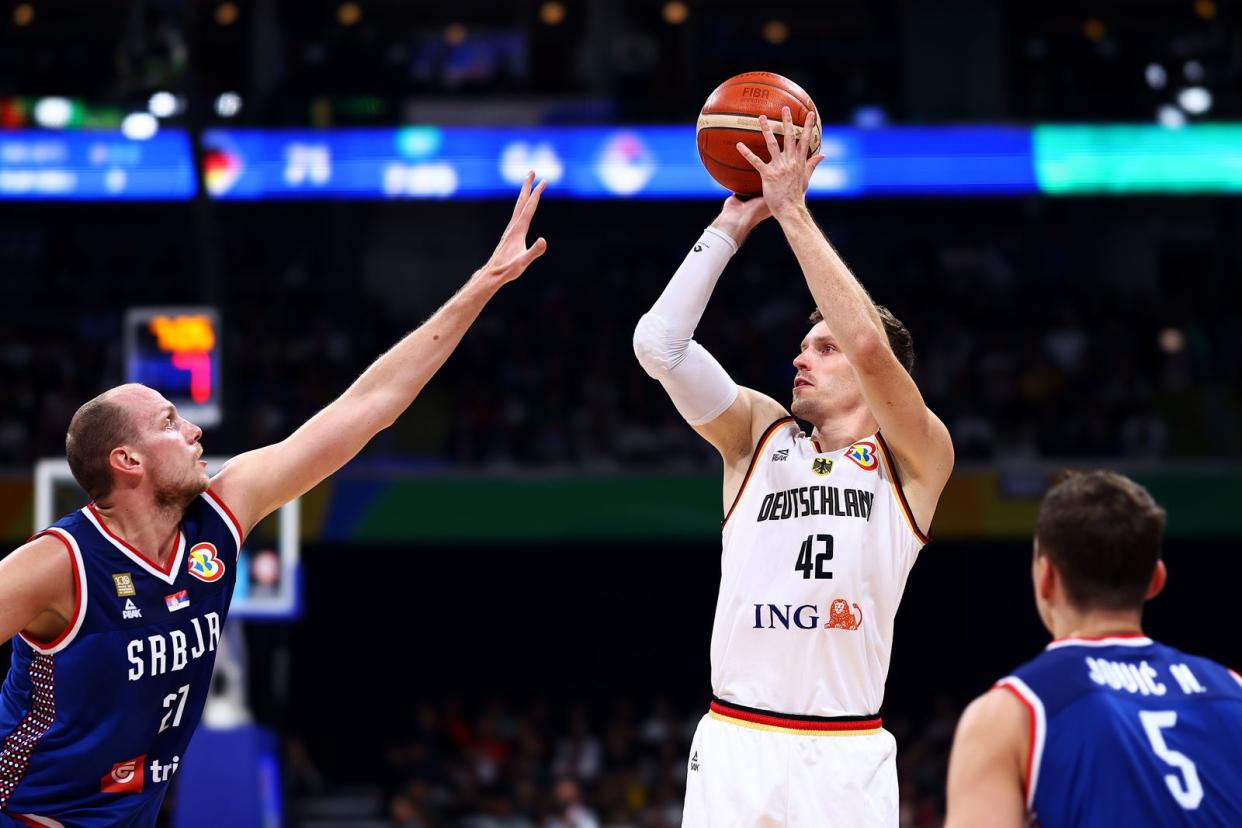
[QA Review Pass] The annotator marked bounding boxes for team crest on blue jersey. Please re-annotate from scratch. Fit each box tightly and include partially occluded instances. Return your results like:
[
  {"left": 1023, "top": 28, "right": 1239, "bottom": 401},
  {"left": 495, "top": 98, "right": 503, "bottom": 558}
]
[
  {"left": 187, "top": 542, "right": 226, "bottom": 583},
  {"left": 845, "top": 442, "right": 878, "bottom": 471},
  {"left": 811, "top": 457, "right": 833, "bottom": 476}
]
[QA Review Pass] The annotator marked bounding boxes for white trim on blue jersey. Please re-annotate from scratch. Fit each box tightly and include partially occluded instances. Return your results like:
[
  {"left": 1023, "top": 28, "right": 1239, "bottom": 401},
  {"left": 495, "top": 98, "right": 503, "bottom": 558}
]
[
  {"left": 1045, "top": 636, "right": 1154, "bottom": 651},
  {"left": 199, "top": 490, "right": 241, "bottom": 554},
  {"left": 19, "top": 528, "right": 88, "bottom": 656},
  {"left": 80, "top": 506, "right": 187, "bottom": 585},
  {"left": 996, "top": 675, "right": 1047, "bottom": 812}
]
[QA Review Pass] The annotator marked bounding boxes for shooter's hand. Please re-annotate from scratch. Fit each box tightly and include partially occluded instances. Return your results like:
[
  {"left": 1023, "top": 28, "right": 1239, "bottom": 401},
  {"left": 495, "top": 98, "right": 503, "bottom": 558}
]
[
  {"left": 479, "top": 171, "right": 548, "bottom": 285},
  {"left": 711, "top": 193, "right": 772, "bottom": 246},
  {"left": 735, "top": 107, "right": 823, "bottom": 221}
]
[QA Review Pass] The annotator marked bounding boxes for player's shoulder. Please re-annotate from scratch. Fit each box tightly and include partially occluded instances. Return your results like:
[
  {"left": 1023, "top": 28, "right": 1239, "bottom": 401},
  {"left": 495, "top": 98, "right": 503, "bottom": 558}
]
[
  {"left": 184, "top": 487, "right": 245, "bottom": 550},
  {"left": 741, "top": 388, "right": 793, "bottom": 444},
  {"left": 1151, "top": 641, "right": 1242, "bottom": 696}
]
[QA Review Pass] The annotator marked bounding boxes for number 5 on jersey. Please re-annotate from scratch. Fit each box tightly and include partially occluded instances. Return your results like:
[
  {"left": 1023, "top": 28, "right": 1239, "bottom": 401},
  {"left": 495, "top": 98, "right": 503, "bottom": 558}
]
[
  {"left": 795, "top": 534, "right": 833, "bottom": 579},
  {"left": 1140, "top": 710, "right": 1204, "bottom": 810}
]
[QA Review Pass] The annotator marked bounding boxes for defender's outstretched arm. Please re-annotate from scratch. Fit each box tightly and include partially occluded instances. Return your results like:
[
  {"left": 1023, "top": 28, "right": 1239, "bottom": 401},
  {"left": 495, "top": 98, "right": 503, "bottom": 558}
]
[{"left": 212, "top": 174, "right": 549, "bottom": 534}]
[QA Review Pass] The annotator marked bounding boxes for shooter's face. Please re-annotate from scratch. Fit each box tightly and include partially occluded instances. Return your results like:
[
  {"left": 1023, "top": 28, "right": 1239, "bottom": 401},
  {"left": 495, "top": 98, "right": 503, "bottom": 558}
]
[
  {"left": 120, "top": 385, "right": 208, "bottom": 507},
  {"left": 790, "top": 321, "right": 865, "bottom": 422}
]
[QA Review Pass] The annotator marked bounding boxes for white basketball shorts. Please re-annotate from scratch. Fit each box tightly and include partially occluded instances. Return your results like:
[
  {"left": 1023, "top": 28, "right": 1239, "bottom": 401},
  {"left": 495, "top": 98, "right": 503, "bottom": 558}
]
[{"left": 682, "top": 698, "right": 898, "bottom": 827}]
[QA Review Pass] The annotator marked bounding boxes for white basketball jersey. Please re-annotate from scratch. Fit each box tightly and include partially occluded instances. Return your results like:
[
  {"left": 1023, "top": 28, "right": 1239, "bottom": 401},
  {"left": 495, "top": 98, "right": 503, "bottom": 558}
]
[{"left": 712, "top": 417, "right": 927, "bottom": 717}]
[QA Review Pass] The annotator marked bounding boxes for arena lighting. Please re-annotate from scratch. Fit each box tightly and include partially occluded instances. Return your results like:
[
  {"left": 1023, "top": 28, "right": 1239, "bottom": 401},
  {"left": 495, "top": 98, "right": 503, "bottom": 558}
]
[
  {"left": 444, "top": 23, "right": 467, "bottom": 45},
  {"left": 1183, "top": 60, "right": 1205, "bottom": 83},
  {"left": 214, "top": 2, "right": 238, "bottom": 26},
  {"left": 539, "top": 2, "right": 565, "bottom": 25},
  {"left": 121, "top": 112, "right": 159, "bottom": 140},
  {"left": 662, "top": 1, "right": 689, "bottom": 25},
  {"left": 1145, "top": 64, "right": 1167, "bottom": 90},
  {"left": 148, "top": 91, "right": 177, "bottom": 119},
  {"left": 1177, "top": 87, "right": 1212, "bottom": 115},
  {"left": 1158, "top": 328, "right": 1185, "bottom": 355},
  {"left": 12, "top": 3, "right": 33, "bottom": 26},
  {"left": 1157, "top": 104, "right": 1186, "bottom": 129},
  {"left": 1194, "top": 0, "right": 1216, "bottom": 20},
  {"left": 33, "top": 97, "right": 72, "bottom": 129},
  {"left": 337, "top": 2, "right": 361, "bottom": 26},
  {"left": 215, "top": 92, "right": 243, "bottom": 118},
  {"left": 763, "top": 20, "right": 790, "bottom": 45}
]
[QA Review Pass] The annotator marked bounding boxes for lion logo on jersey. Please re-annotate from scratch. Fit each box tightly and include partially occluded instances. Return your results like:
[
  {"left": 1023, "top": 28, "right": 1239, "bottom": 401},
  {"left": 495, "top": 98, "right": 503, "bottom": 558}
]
[
  {"left": 824, "top": 598, "right": 863, "bottom": 630},
  {"left": 187, "top": 543, "right": 226, "bottom": 583},
  {"left": 811, "top": 457, "right": 833, "bottom": 476},
  {"left": 845, "top": 442, "right": 879, "bottom": 471}
]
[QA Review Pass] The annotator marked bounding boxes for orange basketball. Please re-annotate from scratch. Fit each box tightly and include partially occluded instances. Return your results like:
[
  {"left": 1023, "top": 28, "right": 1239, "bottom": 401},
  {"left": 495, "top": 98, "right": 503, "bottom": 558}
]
[{"left": 696, "top": 71, "right": 820, "bottom": 196}]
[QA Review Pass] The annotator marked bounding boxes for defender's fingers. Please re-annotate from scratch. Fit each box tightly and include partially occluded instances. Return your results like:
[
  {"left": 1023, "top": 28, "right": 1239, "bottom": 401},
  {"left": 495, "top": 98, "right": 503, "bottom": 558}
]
[
  {"left": 518, "top": 237, "right": 548, "bottom": 267},
  {"left": 510, "top": 171, "right": 535, "bottom": 221},
  {"left": 517, "top": 179, "right": 547, "bottom": 228}
]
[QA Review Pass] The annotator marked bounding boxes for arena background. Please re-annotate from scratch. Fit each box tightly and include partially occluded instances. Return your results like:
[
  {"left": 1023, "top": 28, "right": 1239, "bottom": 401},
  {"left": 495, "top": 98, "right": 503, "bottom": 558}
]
[{"left": 2, "top": 1, "right": 1240, "bottom": 826}]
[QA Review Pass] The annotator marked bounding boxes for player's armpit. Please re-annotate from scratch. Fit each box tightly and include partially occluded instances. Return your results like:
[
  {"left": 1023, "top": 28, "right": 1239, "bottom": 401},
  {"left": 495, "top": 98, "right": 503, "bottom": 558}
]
[
  {"left": 693, "top": 386, "right": 787, "bottom": 464},
  {"left": 944, "top": 688, "right": 1029, "bottom": 828},
  {"left": 0, "top": 535, "right": 75, "bottom": 644}
]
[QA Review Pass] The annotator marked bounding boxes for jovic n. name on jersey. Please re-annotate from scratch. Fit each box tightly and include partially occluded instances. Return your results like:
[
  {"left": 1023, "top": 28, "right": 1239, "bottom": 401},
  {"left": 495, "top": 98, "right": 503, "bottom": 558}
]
[
  {"left": 714, "top": 417, "right": 927, "bottom": 718},
  {"left": 0, "top": 490, "right": 242, "bottom": 827},
  {"left": 1000, "top": 635, "right": 1242, "bottom": 827}
]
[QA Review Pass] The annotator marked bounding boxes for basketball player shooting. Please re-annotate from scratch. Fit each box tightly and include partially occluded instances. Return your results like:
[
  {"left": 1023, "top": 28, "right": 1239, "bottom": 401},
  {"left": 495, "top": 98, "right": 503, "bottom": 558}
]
[
  {"left": 944, "top": 471, "right": 1242, "bottom": 827},
  {"left": 633, "top": 107, "right": 954, "bottom": 826},
  {"left": 0, "top": 175, "right": 547, "bottom": 827}
]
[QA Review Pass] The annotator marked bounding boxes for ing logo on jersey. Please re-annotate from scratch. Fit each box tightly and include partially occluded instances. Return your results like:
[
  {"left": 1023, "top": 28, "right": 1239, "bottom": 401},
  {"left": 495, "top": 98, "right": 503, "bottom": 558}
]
[
  {"left": 187, "top": 542, "right": 225, "bottom": 583},
  {"left": 811, "top": 457, "right": 834, "bottom": 476},
  {"left": 845, "top": 442, "right": 879, "bottom": 471},
  {"left": 824, "top": 598, "right": 863, "bottom": 630}
]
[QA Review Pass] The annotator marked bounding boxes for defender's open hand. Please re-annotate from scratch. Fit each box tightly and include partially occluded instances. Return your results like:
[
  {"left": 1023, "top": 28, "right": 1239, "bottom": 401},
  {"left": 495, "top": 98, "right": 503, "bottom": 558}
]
[{"left": 480, "top": 171, "right": 548, "bottom": 284}]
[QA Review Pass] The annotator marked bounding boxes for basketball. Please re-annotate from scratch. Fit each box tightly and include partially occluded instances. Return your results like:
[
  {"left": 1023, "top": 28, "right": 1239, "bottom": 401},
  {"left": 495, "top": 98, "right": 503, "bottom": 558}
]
[{"left": 696, "top": 71, "right": 821, "bottom": 196}]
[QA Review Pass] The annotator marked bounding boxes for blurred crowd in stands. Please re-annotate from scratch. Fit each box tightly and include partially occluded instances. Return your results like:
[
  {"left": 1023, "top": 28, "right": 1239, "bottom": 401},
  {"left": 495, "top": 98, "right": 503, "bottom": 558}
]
[
  {"left": 284, "top": 696, "right": 957, "bottom": 828},
  {"left": 2, "top": 199, "right": 1237, "bottom": 470}
]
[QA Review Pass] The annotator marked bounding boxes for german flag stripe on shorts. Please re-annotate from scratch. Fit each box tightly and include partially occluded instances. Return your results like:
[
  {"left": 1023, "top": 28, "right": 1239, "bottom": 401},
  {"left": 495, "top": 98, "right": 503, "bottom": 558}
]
[{"left": 709, "top": 696, "right": 882, "bottom": 736}]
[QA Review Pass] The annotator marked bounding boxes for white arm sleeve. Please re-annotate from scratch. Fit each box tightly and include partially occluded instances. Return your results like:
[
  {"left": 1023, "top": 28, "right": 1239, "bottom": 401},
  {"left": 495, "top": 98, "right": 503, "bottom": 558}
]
[{"left": 633, "top": 227, "right": 741, "bottom": 426}]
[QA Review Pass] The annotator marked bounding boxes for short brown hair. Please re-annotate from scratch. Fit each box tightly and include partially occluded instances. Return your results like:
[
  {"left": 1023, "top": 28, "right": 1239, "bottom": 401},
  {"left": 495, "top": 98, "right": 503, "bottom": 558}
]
[
  {"left": 809, "top": 305, "right": 914, "bottom": 374},
  {"left": 66, "top": 392, "right": 139, "bottom": 501},
  {"left": 1035, "top": 470, "right": 1167, "bottom": 612}
]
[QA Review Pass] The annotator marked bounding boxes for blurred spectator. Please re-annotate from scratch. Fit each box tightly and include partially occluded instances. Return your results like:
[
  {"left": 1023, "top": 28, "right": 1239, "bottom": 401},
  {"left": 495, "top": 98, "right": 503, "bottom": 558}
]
[{"left": 358, "top": 696, "right": 956, "bottom": 828}]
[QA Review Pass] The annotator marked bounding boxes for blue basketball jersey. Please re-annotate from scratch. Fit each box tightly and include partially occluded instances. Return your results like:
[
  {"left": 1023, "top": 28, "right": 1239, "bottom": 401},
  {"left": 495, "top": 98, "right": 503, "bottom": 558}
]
[
  {"left": 999, "top": 635, "right": 1242, "bottom": 827},
  {"left": 0, "top": 490, "right": 243, "bottom": 827}
]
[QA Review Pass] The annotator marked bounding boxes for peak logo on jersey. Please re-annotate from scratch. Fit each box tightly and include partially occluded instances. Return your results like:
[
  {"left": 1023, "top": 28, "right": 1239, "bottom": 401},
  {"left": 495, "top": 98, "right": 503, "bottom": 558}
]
[
  {"left": 122, "top": 598, "right": 143, "bottom": 620},
  {"left": 113, "top": 572, "right": 136, "bottom": 597},
  {"left": 101, "top": 755, "right": 146, "bottom": 794},
  {"left": 825, "top": 598, "right": 863, "bottom": 630},
  {"left": 845, "top": 442, "right": 878, "bottom": 471},
  {"left": 772, "top": 449, "right": 789, "bottom": 462},
  {"left": 187, "top": 542, "right": 225, "bottom": 583},
  {"left": 811, "top": 457, "right": 833, "bottom": 476},
  {"left": 165, "top": 589, "right": 190, "bottom": 612}
]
